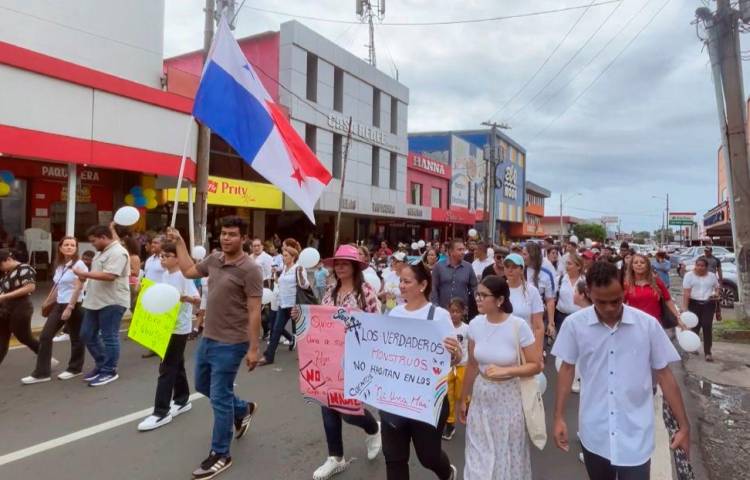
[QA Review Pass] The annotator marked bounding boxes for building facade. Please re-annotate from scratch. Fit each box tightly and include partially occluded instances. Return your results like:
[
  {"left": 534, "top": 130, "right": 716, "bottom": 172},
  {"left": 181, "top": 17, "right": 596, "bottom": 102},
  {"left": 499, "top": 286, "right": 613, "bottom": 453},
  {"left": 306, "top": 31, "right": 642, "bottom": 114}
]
[
  {"left": 703, "top": 145, "right": 732, "bottom": 245},
  {"left": 510, "top": 181, "right": 550, "bottom": 239},
  {"left": 0, "top": 1, "right": 197, "bottom": 264},
  {"left": 542, "top": 216, "right": 584, "bottom": 240}
]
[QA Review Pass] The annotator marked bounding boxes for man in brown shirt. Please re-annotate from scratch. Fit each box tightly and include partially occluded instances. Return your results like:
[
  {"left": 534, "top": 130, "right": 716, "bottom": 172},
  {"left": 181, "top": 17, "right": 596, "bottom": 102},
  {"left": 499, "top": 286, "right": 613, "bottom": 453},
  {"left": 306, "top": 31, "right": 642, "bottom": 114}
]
[{"left": 168, "top": 216, "right": 262, "bottom": 480}]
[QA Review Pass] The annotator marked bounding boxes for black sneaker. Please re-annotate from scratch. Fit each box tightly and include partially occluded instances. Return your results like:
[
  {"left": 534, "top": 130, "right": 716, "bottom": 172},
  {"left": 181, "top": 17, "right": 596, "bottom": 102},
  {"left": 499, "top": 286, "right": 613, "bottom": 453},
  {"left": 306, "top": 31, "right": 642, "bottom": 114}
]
[
  {"left": 234, "top": 402, "right": 258, "bottom": 439},
  {"left": 288, "top": 337, "right": 296, "bottom": 351},
  {"left": 192, "top": 451, "right": 232, "bottom": 479},
  {"left": 442, "top": 423, "right": 456, "bottom": 440}
]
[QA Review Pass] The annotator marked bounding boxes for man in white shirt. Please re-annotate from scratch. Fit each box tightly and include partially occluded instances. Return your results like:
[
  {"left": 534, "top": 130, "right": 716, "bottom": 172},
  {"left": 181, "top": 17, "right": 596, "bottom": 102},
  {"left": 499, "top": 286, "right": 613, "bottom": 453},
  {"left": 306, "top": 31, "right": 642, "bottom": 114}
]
[
  {"left": 471, "top": 242, "right": 493, "bottom": 281},
  {"left": 552, "top": 261, "right": 690, "bottom": 480},
  {"left": 143, "top": 235, "right": 165, "bottom": 281},
  {"left": 249, "top": 238, "right": 273, "bottom": 288}
]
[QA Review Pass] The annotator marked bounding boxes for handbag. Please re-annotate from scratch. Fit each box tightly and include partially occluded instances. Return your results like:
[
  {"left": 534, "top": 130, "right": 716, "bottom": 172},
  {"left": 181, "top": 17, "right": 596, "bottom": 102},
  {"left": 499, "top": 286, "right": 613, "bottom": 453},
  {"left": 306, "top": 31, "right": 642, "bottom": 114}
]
[
  {"left": 515, "top": 321, "right": 547, "bottom": 450},
  {"left": 659, "top": 296, "right": 678, "bottom": 329},
  {"left": 41, "top": 263, "right": 71, "bottom": 317},
  {"left": 295, "top": 266, "right": 319, "bottom": 305}
]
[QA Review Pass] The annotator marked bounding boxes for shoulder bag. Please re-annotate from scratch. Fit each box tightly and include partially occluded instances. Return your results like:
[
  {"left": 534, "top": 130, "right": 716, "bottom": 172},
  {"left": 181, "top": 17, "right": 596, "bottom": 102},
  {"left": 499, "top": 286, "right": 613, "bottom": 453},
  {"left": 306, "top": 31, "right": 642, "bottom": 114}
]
[
  {"left": 295, "top": 266, "right": 319, "bottom": 305},
  {"left": 657, "top": 279, "right": 678, "bottom": 329},
  {"left": 41, "top": 263, "right": 71, "bottom": 317},
  {"left": 514, "top": 321, "right": 547, "bottom": 450}
]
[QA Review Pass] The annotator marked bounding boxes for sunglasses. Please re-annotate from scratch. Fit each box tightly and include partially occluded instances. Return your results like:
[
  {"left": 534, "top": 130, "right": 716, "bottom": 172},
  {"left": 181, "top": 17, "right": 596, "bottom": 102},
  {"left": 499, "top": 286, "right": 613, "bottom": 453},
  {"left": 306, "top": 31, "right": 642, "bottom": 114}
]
[{"left": 494, "top": 254, "right": 505, "bottom": 260}]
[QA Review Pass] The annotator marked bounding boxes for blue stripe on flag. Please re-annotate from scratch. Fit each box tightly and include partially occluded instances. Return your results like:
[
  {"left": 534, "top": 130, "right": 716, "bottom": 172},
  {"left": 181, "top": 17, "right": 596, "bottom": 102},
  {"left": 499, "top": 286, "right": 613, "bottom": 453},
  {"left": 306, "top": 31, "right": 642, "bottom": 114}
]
[{"left": 192, "top": 61, "right": 274, "bottom": 165}]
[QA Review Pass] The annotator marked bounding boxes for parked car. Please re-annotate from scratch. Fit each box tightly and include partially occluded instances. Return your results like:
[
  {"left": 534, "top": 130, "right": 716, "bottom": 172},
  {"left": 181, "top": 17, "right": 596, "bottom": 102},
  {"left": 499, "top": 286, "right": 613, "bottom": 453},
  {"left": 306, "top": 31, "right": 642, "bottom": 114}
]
[
  {"left": 675, "top": 246, "right": 733, "bottom": 276},
  {"left": 684, "top": 260, "right": 738, "bottom": 308}
]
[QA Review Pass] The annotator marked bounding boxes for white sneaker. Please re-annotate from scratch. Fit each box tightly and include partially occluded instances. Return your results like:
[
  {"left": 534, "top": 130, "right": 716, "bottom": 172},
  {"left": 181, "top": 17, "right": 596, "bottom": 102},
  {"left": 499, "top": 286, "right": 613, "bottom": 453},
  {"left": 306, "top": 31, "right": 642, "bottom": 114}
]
[
  {"left": 571, "top": 377, "right": 581, "bottom": 394},
  {"left": 57, "top": 371, "right": 82, "bottom": 380},
  {"left": 449, "top": 464, "right": 458, "bottom": 480},
  {"left": 52, "top": 333, "right": 70, "bottom": 343},
  {"left": 50, "top": 358, "right": 60, "bottom": 369},
  {"left": 169, "top": 401, "right": 192, "bottom": 417},
  {"left": 280, "top": 337, "right": 291, "bottom": 346},
  {"left": 313, "top": 457, "right": 347, "bottom": 480},
  {"left": 579, "top": 452, "right": 585, "bottom": 463},
  {"left": 21, "top": 376, "right": 51, "bottom": 385},
  {"left": 365, "top": 421, "right": 382, "bottom": 460},
  {"left": 137, "top": 414, "right": 173, "bottom": 432}
]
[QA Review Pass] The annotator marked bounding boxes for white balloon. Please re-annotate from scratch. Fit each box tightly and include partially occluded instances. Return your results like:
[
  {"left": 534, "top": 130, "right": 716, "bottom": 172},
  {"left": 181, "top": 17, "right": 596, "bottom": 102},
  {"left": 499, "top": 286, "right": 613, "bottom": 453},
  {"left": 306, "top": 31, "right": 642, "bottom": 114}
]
[
  {"left": 584, "top": 238, "right": 593, "bottom": 248},
  {"left": 677, "top": 330, "right": 702, "bottom": 353},
  {"left": 536, "top": 373, "right": 548, "bottom": 395},
  {"left": 299, "top": 248, "right": 320, "bottom": 269},
  {"left": 468, "top": 228, "right": 478, "bottom": 238},
  {"left": 411, "top": 242, "right": 419, "bottom": 251},
  {"left": 569, "top": 235, "right": 579, "bottom": 244},
  {"left": 417, "top": 240, "right": 426, "bottom": 248},
  {"left": 141, "top": 283, "right": 180, "bottom": 314},
  {"left": 364, "top": 270, "right": 382, "bottom": 292},
  {"left": 192, "top": 245, "right": 207, "bottom": 261},
  {"left": 261, "top": 288, "right": 274, "bottom": 305},
  {"left": 680, "top": 311, "right": 699, "bottom": 329},
  {"left": 487, "top": 248, "right": 494, "bottom": 258},
  {"left": 113, "top": 206, "right": 140, "bottom": 226}
]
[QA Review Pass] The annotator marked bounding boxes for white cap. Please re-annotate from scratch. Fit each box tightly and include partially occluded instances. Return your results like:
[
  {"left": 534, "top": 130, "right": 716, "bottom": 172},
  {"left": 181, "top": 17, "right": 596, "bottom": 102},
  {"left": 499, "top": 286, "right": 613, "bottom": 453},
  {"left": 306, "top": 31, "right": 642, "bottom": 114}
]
[
  {"left": 569, "top": 235, "right": 579, "bottom": 245},
  {"left": 392, "top": 252, "right": 407, "bottom": 262}
]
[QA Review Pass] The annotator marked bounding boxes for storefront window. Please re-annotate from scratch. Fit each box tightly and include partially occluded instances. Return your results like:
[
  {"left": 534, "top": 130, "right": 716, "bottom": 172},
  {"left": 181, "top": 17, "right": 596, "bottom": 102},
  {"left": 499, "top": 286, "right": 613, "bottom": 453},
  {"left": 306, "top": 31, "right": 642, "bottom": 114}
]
[
  {"left": 0, "top": 179, "right": 27, "bottom": 249},
  {"left": 410, "top": 182, "right": 422, "bottom": 205},
  {"left": 51, "top": 202, "right": 98, "bottom": 240}
]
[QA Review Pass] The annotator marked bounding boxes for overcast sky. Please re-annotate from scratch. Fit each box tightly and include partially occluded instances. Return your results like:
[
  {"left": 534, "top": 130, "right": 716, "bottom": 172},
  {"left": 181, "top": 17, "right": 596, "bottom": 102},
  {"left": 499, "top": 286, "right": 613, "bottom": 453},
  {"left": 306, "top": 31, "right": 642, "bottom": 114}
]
[{"left": 164, "top": 0, "right": 732, "bottom": 234}]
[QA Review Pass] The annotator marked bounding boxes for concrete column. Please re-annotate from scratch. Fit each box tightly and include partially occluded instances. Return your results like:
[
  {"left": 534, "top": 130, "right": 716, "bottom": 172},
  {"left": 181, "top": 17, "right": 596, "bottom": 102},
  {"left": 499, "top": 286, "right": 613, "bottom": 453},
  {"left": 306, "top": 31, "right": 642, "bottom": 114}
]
[{"left": 66, "top": 163, "right": 76, "bottom": 236}]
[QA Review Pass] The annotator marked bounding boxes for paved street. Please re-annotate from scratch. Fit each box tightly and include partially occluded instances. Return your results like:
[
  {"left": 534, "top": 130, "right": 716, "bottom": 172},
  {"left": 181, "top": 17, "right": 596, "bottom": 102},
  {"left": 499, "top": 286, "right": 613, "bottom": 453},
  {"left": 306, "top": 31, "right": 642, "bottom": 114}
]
[{"left": 0, "top": 334, "right": 584, "bottom": 480}]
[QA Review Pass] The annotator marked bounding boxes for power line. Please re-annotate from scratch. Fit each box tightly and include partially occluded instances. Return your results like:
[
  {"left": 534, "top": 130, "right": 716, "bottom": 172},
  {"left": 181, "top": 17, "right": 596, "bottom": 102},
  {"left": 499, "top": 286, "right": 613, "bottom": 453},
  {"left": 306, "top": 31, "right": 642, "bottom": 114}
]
[
  {"left": 529, "top": 0, "right": 673, "bottom": 144},
  {"left": 487, "top": 0, "right": 599, "bottom": 121},
  {"left": 567, "top": 205, "right": 662, "bottom": 217},
  {"left": 523, "top": 0, "right": 652, "bottom": 124},
  {"left": 244, "top": 1, "right": 621, "bottom": 26},
  {"left": 505, "top": 0, "right": 625, "bottom": 123}
]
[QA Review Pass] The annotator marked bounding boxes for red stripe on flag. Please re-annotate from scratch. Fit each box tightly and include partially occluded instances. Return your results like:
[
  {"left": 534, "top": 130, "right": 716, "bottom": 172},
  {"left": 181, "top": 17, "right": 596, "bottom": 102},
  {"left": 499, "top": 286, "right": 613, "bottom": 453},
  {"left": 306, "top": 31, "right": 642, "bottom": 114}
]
[{"left": 266, "top": 102, "right": 332, "bottom": 185}]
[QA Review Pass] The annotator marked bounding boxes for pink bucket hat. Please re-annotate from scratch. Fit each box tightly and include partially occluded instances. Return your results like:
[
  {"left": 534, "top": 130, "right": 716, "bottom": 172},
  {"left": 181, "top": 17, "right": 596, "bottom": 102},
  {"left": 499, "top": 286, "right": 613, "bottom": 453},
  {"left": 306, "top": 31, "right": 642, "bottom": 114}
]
[{"left": 322, "top": 244, "right": 368, "bottom": 268}]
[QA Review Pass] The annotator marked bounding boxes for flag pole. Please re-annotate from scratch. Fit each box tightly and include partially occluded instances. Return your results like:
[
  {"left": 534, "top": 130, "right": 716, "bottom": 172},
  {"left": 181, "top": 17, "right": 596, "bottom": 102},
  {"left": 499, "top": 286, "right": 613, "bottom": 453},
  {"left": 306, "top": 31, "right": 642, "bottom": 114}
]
[
  {"left": 333, "top": 116, "right": 353, "bottom": 252},
  {"left": 171, "top": 116, "right": 196, "bottom": 228}
]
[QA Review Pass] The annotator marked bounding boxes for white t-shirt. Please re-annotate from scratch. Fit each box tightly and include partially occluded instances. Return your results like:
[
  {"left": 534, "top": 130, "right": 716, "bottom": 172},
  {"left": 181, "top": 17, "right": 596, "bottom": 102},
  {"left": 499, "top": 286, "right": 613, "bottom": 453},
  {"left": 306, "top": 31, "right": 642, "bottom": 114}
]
[
  {"left": 471, "top": 257, "right": 493, "bottom": 281},
  {"left": 278, "top": 263, "right": 309, "bottom": 308},
  {"left": 452, "top": 322, "right": 469, "bottom": 366},
  {"left": 683, "top": 271, "right": 719, "bottom": 301},
  {"left": 161, "top": 270, "right": 200, "bottom": 334},
  {"left": 53, "top": 260, "right": 88, "bottom": 304},
  {"left": 556, "top": 274, "right": 584, "bottom": 315},
  {"left": 251, "top": 251, "right": 274, "bottom": 281},
  {"left": 382, "top": 268, "right": 403, "bottom": 311},
  {"left": 143, "top": 255, "right": 165, "bottom": 281},
  {"left": 509, "top": 283, "right": 544, "bottom": 327},
  {"left": 526, "top": 259, "right": 557, "bottom": 300},
  {"left": 388, "top": 303, "right": 453, "bottom": 333},
  {"left": 468, "top": 314, "right": 534, "bottom": 373}
]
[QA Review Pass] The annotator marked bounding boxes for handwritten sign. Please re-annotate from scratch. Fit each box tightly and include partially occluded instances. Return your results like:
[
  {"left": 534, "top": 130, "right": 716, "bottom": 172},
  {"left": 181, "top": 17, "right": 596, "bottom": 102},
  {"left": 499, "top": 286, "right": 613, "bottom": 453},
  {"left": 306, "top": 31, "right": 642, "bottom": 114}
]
[
  {"left": 127, "top": 278, "right": 180, "bottom": 359},
  {"left": 296, "top": 305, "right": 364, "bottom": 415},
  {"left": 343, "top": 312, "right": 452, "bottom": 426}
]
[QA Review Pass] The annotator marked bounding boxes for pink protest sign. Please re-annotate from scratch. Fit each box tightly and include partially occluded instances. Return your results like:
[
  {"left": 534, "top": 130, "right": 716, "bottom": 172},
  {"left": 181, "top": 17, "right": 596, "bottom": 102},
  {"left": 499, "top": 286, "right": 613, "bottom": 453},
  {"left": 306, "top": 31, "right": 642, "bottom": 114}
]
[{"left": 296, "top": 305, "right": 364, "bottom": 415}]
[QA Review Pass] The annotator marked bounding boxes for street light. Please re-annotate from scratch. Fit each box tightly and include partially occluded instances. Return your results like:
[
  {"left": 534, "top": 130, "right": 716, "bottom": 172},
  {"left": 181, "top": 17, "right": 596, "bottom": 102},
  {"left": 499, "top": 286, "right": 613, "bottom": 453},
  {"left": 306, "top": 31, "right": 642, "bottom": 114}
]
[
  {"left": 559, "top": 192, "right": 582, "bottom": 244},
  {"left": 652, "top": 194, "right": 670, "bottom": 246}
]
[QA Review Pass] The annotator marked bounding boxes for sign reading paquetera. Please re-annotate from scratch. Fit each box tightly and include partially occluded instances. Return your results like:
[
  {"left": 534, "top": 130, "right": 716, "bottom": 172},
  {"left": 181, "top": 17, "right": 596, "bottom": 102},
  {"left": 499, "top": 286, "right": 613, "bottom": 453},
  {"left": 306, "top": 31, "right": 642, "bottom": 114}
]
[
  {"left": 127, "top": 278, "right": 180, "bottom": 359},
  {"left": 295, "top": 305, "right": 363, "bottom": 415},
  {"left": 343, "top": 312, "right": 452, "bottom": 426}
]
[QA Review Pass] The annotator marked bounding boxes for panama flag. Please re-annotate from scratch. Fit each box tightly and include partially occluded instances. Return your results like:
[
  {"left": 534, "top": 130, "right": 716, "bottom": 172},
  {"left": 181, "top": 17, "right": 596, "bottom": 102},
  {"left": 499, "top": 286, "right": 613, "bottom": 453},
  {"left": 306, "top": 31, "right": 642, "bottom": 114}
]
[{"left": 192, "top": 17, "right": 332, "bottom": 223}]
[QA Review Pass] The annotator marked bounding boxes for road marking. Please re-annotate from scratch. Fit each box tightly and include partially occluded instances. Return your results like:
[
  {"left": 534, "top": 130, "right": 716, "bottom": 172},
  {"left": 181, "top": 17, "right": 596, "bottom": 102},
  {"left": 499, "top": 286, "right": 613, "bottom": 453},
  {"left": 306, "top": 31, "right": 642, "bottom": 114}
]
[{"left": 0, "top": 392, "right": 205, "bottom": 467}]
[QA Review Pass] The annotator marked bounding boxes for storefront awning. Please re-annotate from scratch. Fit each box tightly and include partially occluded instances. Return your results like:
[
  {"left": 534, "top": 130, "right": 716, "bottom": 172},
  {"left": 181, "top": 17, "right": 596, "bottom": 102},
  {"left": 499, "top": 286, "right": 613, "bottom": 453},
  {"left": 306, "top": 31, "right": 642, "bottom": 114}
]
[{"left": 164, "top": 175, "right": 282, "bottom": 210}]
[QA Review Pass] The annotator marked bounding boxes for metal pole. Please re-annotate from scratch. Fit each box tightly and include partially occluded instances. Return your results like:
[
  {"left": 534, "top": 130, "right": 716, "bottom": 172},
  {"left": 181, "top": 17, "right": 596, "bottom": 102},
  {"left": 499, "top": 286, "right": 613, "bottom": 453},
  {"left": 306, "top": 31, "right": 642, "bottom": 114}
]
[
  {"left": 194, "top": 0, "right": 215, "bottom": 246},
  {"left": 559, "top": 193, "right": 564, "bottom": 244},
  {"left": 333, "top": 117, "right": 353, "bottom": 251},
  {"left": 665, "top": 193, "right": 669, "bottom": 245},
  {"left": 702, "top": 0, "right": 750, "bottom": 317},
  {"left": 65, "top": 163, "right": 76, "bottom": 236}
]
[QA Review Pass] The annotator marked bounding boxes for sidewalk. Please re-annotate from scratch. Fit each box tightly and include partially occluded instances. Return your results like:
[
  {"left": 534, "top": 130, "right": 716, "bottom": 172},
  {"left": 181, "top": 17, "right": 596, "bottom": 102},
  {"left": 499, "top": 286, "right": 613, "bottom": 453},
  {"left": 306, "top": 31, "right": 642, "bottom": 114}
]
[{"left": 682, "top": 342, "right": 750, "bottom": 480}]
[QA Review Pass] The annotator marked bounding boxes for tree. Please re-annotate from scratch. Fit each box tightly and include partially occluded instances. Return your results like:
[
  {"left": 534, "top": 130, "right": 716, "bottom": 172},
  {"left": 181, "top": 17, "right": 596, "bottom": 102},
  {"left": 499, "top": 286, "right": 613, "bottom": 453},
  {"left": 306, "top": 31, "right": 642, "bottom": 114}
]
[
  {"left": 653, "top": 228, "right": 675, "bottom": 243},
  {"left": 632, "top": 231, "right": 651, "bottom": 243},
  {"left": 572, "top": 223, "right": 607, "bottom": 242}
]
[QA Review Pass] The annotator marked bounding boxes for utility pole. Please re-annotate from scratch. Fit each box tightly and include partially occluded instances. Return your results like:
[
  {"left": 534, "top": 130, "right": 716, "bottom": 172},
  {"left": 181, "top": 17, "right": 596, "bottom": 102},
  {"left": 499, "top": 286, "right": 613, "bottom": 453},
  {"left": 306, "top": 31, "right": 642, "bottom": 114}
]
[
  {"left": 195, "top": 0, "right": 237, "bottom": 246},
  {"left": 333, "top": 118, "right": 354, "bottom": 251},
  {"left": 698, "top": 0, "right": 750, "bottom": 319},
  {"left": 481, "top": 121, "right": 510, "bottom": 244},
  {"left": 357, "top": 1, "right": 385, "bottom": 67},
  {"left": 559, "top": 193, "right": 564, "bottom": 245}
]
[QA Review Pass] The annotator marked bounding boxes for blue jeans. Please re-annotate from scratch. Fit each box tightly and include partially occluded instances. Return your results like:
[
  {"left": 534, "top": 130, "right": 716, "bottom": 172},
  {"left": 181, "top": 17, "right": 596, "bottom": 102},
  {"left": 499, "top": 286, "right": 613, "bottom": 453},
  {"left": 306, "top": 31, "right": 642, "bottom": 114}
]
[
  {"left": 80, "top": 305, "right": 126, "bottom": 375},
  {"left": 194, "top": 337, "right": 249, "bottom": 455},
  {"left": 263, "top": 307, "right": 293, "bottom": 363}
]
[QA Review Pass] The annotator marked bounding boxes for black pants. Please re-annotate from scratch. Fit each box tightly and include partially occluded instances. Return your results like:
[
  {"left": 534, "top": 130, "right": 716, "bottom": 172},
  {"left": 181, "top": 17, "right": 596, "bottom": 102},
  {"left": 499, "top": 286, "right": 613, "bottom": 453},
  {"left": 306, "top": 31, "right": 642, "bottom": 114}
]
[
  {"left": 321, "top": 406, "right": 379, "bottom": 457},
  {"left": 32, "top": 302, "right": 85, "bottom": 377},
  {"left": 380, "top": 399, "right": 452, "bottom": 480},
  {"left": 0, "top": 299, "right": 38, "bottom": 366},
  {"left": 582, "top": 444, "right": 650, "bottom": 480},
  {"left": 554, "top": 309, "right": 570, "bottom": 331},
  {"left": 688, "top": 299, "right": 715, "bottom": 355},
  {"left": 153, "top": 333, "right": 190, "bottom": 417}
]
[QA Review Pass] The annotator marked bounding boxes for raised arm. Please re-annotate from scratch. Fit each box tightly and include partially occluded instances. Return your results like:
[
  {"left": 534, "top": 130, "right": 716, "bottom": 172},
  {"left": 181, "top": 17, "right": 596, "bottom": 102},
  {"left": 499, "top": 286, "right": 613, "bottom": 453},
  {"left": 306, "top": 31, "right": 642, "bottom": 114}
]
[{"left": 165, "top": 227, "right": 203, "bottom": 279}]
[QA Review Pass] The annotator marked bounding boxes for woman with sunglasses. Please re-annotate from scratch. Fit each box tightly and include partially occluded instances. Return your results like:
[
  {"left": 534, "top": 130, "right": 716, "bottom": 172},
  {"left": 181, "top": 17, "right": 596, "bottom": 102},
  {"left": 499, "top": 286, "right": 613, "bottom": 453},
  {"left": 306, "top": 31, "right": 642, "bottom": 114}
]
[
  {"left": 481, "top": 247, "right": 509, "bottom": 280},
  {"left": 459, "top": 275, "right": 541, "bottom": 479},
  {"left": 502, "top": 253, "right": 545, "bottom": 350},
  {"left": 381, "top": 261, "right": 462, "bottom": 480}
]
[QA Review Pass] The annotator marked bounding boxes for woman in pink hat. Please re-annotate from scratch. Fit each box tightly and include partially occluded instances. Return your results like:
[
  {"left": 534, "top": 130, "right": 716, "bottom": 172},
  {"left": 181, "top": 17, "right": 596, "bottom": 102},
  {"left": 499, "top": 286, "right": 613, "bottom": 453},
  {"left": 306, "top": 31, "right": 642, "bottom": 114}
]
[{"left": 294, "top": 244, "right": 383, "bottom": 480}]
